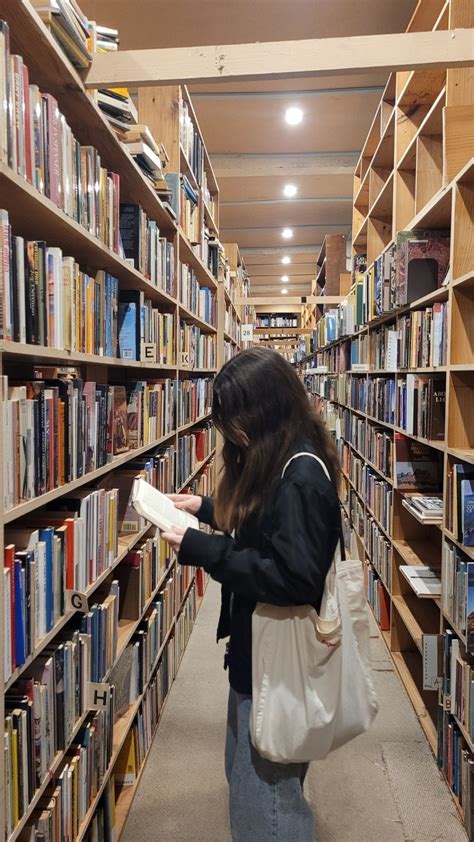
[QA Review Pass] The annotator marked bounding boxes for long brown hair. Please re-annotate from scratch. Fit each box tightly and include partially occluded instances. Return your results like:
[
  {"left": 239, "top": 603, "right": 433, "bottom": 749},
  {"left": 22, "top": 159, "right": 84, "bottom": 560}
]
[{"left": 212, "top": 347, "right": 340, "bottom": 533}]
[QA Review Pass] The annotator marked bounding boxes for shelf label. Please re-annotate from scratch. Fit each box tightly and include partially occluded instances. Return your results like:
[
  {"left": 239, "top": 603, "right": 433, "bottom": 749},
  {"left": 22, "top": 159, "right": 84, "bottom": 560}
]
[
  {"left": 65, "top": 590, "right": 89, "bottom": 613},
  {"left": 181, "top": 351, "right": 190, "bottom": 367},
  {"left": 422, "top": 634, "right": 442, "bottom": 691},
  {"left": 142, "top": 342, "right": 157, "bottom": 363},
  {"left": 351, "top": 363, "right": 369, "bottom": 372},
  {"left": 87, "top": 682, "right": 112, "bottom": 710},
  {"left": 241, "top": 324, "right": 254, "bottom": 341}
]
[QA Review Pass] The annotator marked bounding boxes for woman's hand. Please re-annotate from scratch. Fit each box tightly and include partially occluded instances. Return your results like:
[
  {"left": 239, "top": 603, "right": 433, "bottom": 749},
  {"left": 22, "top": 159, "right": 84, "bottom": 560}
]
[
  {"left": 168, "top": 493, "right": 202, "bottom": 515},
  {"left": 161, "top": 526, "right": 186, "bottom": 554}
]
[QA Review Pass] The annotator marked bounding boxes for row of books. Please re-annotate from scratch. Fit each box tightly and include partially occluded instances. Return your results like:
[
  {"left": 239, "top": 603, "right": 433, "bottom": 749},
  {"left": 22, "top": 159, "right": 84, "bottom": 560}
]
[
  {"left": 224, "top": 338, "right": 239, "bottom": 364},
  {"left": 437, "top": 706, "right": 474, "bottom": 838},
  {"left": 177, "top": 377, "right": 213, "bottom": 428},
  {"left": 353, "top": 231, "right": 450, "bottom": 325},
  {"left": 367, "top": 425, "right": 393, "bottom": 480},
  {"left": 224, "top": 304, "right": 240, "bottom": 344},
  {"left": 366, "top": 516, "right": 392, "bottom": 590},
  {"left": 179, "top": 262, "right": 216, "bottom": 326},
  {"left": 0, "top": 28, "right": 120, "bottom": 251},
  {"left": 114, "top": 534, "right": 173, "bottom": 626},
  {"left": 186, "top": 458, "right": 216, "bottom": 499},
  {"left": 5, "top": 630, "right": 114, "bottom": 837},
  {"left": 119, "top": 204, "right": 175, "bottom": 296},
  {"left": 3, "top": 486, "right": 119, "bottom": 677},
  {"left": 179, "top": 99, "right": 204, "bottom": 187},
  {"left": 447, "top": 462, "right": 474, "bottom": 548},
  {"left": 366, "top": 567, "right": 390, "bottom": 632},
  {"left": 348, "top": 375, "right": 395, "bottom": 424},
  {"left": 177, "top": 422, "right": 216, "bottom": 489},
  {"left": 179, "top": 323, "right": 217, "bottom": 370},
  {"left": 443, "top": 630, "right": 474, "bottom": 742},
  {"left": 11, "top": 566, "right": 194, "bottom": 841},
  {"left": 349, "top": 489, "right": 366, "bottom": 543},
  {"left": 255, "top": 314, "right": 298, "bottom": 328},
  {"left": 396, "top": 374, "right": 446, "bottom": 441},
  {"left": 442, "top": 542, "right": 474, "bottom": 642},
  {"left": 109, "top": 446, "right": 177, "bottom": 537},
  {"left": 180, "top": 176, "right": 200, "bottom": 244},
  {"left": 398, "top": 303, "right": 448, "bottom": 369},
  {"left": 2, "top": 374, "right": 177, "bottom": 509}
]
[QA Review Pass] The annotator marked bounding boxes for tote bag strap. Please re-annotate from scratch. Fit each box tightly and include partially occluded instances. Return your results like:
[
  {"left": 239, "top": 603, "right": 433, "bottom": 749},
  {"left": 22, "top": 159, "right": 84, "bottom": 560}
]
[{"left": 281, "top": 452, "right": 346, "bottom": 563}]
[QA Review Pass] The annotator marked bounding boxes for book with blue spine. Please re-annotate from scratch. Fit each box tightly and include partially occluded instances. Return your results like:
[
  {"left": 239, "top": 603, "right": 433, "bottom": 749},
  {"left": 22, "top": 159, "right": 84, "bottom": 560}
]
[
  {"left": 39, "top": 527, "right": 54, "bottom": 632},
  {"left": 118, "top": 301, "right": 137, "bottom": 361},
  {"left": 462, "top": 480, "right": 474, "bottom": 547},
  {"left": 13, "top": 560, "right": 26, "bottom": 666}
]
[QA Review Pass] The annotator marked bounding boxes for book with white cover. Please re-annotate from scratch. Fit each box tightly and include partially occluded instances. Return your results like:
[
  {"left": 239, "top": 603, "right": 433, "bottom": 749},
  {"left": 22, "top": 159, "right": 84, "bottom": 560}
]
[
  {"left": 399, "top": 565, "right": 441, "bottom": 597},
  {"left": 132, "top": 478, "right": 199, "bottom": 532}
]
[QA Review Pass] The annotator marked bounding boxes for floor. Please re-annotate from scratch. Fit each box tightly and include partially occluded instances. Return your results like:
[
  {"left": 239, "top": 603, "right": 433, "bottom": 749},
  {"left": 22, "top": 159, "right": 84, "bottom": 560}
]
[{"left": 121, "top": 580, "right": 468, "bottom": 842}]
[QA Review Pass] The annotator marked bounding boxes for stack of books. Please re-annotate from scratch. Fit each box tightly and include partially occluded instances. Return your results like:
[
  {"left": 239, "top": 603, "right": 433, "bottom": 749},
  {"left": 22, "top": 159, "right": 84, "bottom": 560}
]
[
  {"left": 402, "top": 494, "right": 443, "bottom": 524},
  {"left": 31, "top": 0, "right": 92, "bottom": 68}
]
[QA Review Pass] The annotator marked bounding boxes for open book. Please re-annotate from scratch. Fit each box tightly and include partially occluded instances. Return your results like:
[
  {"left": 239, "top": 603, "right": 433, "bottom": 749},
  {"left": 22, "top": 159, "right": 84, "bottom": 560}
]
[{"left": 132, "top": 478, "right": 199, "bottom": 532}]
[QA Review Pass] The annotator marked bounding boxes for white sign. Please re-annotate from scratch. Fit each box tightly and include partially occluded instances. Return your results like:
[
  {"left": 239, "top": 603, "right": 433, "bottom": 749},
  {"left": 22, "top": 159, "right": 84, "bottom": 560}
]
[
  {"left": 87, "top": 682, "right": 112, "bottom": 710},
  {"left": 141, "top": 342, "right": 157, "bottom": 363},
  {"left": 422, "top": 634, "right": 442, "bottom": 691},
  {"left": 351, "top": 363, "right": 369, "bottom": 372},
  {"left": 65, "top": 590, "right": 89, "bottom": 613},
  {"left": 241, "top": 324, "right": 254, "bottom": 342}
]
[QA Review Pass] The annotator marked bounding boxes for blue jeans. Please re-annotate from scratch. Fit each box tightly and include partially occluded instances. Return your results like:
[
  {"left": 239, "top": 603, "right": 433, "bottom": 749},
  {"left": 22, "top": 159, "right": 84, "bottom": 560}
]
[{"left": 225, "top": 689, "right": 315, "bottom": 841}]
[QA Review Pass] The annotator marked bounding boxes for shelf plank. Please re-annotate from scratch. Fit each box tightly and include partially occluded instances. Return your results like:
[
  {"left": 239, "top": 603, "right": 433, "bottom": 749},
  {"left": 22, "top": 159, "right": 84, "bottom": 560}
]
[{"left": 0, "top": 340, "right": 177, "bottom": 371}]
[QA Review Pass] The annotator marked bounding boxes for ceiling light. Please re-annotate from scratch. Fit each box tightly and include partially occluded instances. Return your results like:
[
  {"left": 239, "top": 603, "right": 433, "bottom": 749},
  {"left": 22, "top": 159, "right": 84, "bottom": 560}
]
[
  {"left": 285, "top": 106, "right": 303, "bottom": 126},
  {"left": 283, "top": 183, "right": 297, "bottom": 198},
  {"left": 281, "top": 288, "right": 288, "bottom": 294},
  {"left": 281, "top": 275, "right": 289, "bottom": 282},
  {"left": 281, "top": 255, "right": 291, "bottom": 265},
  {"left": 281, "top": 228, "right": 293, "bottom": 239}
]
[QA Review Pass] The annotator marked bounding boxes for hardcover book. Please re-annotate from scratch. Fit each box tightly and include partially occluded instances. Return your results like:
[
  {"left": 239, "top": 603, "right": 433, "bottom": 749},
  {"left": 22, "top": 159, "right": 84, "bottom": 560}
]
[{"left": 395, "top": 434, "right": 441, "bottom": 491}]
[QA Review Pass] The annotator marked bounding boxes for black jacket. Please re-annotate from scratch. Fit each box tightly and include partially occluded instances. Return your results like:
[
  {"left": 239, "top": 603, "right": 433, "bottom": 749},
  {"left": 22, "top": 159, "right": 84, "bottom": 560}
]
[{"left": 178, "top": 449, "right": 341, "bottom": 694}]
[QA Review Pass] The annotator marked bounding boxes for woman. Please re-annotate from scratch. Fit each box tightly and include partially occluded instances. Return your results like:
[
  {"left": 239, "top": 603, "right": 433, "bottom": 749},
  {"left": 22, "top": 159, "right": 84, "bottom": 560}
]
[{"left": 163, "top": 348, "right": 341, "bottom": 841}]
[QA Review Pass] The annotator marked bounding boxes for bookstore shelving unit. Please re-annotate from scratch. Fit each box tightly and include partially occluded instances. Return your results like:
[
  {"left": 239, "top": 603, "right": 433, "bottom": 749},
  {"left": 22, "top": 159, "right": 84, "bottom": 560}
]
[
  {"left": 303, "top": 0, "right": 474, "bottom": 830},
  {"left": 0, "top": 4, "right": 220, "bottom": 839}
]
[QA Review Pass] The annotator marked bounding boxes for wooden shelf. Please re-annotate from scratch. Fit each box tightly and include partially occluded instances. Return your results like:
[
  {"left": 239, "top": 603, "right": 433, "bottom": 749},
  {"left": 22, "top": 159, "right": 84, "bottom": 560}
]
[
  {"left": 0, "top": 340, "right": 177, "bottom": 370},
  {"left": 177, "top": 412, "right": 213, "bottom": 434},
  {"left": 178, "top": 230, "right": 218, "bottom": 290},
  {"left": 178, "top": 303, "right": 217, "bottom": 334},
  {"left": 392, "top": 538, "right": 441, "bottom": 569}
]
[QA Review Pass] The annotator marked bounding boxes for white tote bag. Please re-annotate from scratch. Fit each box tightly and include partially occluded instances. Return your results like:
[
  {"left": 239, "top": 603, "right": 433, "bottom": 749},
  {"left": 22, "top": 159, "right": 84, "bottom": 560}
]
[{"left": 250, "top": 453, "right": 378, "bottom": 764}]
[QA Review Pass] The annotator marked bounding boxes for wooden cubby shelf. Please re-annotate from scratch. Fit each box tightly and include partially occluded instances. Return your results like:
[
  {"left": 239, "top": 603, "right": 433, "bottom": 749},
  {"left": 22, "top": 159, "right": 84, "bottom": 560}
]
[{"left": 302, "top": 0, "right": 474, "bottom": 832}]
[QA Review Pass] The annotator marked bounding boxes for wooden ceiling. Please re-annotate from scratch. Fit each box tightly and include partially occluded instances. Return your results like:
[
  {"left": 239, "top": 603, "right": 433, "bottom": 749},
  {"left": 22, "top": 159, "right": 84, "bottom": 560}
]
[{"left": 83, "top": 0, "right": 417, "bottom": 299}]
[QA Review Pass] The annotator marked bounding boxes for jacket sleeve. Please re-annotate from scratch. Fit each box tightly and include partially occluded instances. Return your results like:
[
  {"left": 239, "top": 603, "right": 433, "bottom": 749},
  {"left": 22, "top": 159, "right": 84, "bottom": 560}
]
[
  {"left": 196, "top": 496, "right": 216, "bottom": 528},
  {"left": 179, "top": 475, "right": 340, "bottom": 606}
]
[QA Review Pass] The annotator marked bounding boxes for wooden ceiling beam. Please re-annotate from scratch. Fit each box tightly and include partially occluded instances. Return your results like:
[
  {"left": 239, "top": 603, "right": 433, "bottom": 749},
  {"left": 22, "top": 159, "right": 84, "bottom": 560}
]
[
  {"left": 85, "top": 29, "right": 474, "bottom": 89},
  {"left": 242, "top": 245, "right": 321, "bottom": 255},
  {"left": 212, "top": 153, "right": 357, "bottom": 178},
  {"left": 237, "top": 296, "right": 344, "bottom": 305}
]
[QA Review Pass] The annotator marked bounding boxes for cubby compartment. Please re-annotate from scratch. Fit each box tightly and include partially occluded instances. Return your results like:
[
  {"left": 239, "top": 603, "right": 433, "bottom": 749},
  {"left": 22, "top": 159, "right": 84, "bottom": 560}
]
[
  {"left": 450, "top": 283, "right": 474, "bottom": 366},
  {"left": 447, "top": 370, "right": 474, "bottom": 452},
  {"left": 395, "top": 157, "right": 417, "bottom": 231},
  {"left": 390, "top": 606, "right": 439, "bottom": 750},
  {"left": 415, "top": 92, "right": 445, "bottom": 212},
  {"left": 452, "top": 175, "right": 474, "bottom": 282}
]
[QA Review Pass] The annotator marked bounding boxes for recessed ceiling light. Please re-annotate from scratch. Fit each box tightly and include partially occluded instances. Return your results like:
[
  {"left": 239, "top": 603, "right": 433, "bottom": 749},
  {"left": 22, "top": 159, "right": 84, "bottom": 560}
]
[
  {"left": 285, "top": 106, "right": 303, "bottom": 126},
  {"left": 281, "top": 255, "right": 291, "bottom": 265},
  {"left": 281, "top": 288, "right": 288, "bottom": 294},
  {"left": 281, "top": 275, "right": 289, "bottom": 282},
  {"left": 283, "top": 183, "right": 297, "bottom": 198},
  {"left": 281, "top": 228, "right": 293, "bottom": 239}
]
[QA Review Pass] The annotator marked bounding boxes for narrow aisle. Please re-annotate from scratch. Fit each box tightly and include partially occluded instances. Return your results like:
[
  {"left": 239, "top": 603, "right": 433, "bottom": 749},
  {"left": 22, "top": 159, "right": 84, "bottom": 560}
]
[{"left": 121, "top": 580, "right": 467, "bottom": 842}]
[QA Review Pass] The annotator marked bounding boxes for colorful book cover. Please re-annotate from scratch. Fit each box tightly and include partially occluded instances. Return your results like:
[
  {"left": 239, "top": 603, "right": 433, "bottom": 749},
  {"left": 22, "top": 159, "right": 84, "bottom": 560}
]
[
  {"left": 467, "top": 564, "right": 474, "bottom": 653},
  {"left": 462, "top": 481, "right": 474, "bottom": 548},
  {"left": 394, "top": 433, "right": 441, "bottom": 491},
  {"left": 118, "top": 302, "right": 138, "bottom": 361},
  {"left": 112, "top": 386, "right": 129, "bottom": 454}
]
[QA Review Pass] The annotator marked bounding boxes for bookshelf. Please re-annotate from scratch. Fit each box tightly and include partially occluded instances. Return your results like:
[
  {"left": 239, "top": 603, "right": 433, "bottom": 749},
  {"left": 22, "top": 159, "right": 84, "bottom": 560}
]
[
  {"left": 302, "top": 0, "right": 474, "bottom": 830},
  {"left": 0, "top": 5, "right": 219, "bottom": 839}
]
